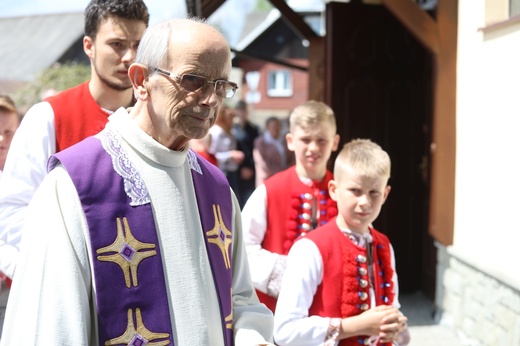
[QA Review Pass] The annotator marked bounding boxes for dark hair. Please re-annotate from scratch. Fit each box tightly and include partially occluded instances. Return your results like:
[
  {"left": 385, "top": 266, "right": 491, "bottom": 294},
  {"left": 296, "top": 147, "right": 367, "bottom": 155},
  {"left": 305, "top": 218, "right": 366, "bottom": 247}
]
[
  {"left": 235, "top": 100, "right": 247, "bottom": 110},
  {"left": 84, "top": 0, "right": 150, "bottom": 39},
  {"left": 265, "top": 116, "right": 279, "bottom": 127}
]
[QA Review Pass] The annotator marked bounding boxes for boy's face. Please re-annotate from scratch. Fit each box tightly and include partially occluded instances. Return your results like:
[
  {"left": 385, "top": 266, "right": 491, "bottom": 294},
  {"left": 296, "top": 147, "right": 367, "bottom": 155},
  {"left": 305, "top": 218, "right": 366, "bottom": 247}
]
[
  {"left": 329, "top": 163, "right": 390, "bottom": 234},
  {"left": 286, "top": 122, "right": 339, "bottom": 179}
]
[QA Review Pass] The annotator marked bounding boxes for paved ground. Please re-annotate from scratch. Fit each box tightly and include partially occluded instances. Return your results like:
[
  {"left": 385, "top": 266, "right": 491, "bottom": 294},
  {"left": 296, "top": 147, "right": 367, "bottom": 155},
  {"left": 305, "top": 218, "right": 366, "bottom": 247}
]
[{"left": 400, "top": 291, "right": 467, "bottom": 346}]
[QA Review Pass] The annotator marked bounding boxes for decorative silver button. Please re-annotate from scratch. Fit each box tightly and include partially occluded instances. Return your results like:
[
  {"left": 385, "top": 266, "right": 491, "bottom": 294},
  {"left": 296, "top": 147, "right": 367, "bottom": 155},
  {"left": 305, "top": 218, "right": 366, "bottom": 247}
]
[
  {"left": 303, "top": 202, "right": 311, "bottom": 210},
  {"left": 358, "top": 292, "right": 368, "bottom": 301},
  {"left": 301, "top": 223, "right": 311, "bottom": 231},
  {"left": 359, "top": 279, "right": 368, "bottom": 288},
  {"left": 356, "top": 254, "right": 367, "bottom": 263},
  {"left": 304, "top": 193, "right": 313, "bottom": 200},
  {"left": 358, "top": 267, "right": 367, "bottom": 276},
  {"left": 360, "top": 303, "right": 369, "bottom": 311},
  {"left": 302, "top": 213, "right": 311, "bottom": 220}
]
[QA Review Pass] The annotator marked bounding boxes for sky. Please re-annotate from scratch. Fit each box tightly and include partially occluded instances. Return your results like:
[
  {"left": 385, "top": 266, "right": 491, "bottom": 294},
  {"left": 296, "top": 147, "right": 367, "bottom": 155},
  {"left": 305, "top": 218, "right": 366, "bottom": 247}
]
[
  {"left": 0, "top": 0, "right": 325, "bottom": 46},
  {"left": 0, "top": 0, "right": 256, "bottom": 46},
  {"left": 0, "top": 0, "right": 186, "bottom": 22}
]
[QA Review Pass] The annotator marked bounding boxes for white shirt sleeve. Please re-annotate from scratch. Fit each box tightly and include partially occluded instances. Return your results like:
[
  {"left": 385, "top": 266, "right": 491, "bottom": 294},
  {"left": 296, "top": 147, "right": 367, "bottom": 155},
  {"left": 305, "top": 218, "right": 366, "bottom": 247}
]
[
  {"left": 0, "top": 101, "right": 56, "bottom": 278},
  {"left": 241, "top": 184, "right": 285, "bottom": 295},
  {"left": 274, "top": 238, "right": 331, "bottom": 346}
]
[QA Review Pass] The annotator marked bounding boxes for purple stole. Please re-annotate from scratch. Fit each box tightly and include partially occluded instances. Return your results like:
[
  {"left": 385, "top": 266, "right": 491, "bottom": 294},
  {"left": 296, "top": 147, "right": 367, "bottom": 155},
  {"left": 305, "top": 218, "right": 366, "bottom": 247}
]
[{"left": 50, "top": 130, "right": 233, "bottom": 346}]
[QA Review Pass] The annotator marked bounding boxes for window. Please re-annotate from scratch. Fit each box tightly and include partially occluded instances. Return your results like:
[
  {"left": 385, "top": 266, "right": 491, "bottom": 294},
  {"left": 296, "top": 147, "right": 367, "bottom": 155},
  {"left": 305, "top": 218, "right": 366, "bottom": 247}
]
[
  {"left": 267, "top": 70, "right": 293, "bottom": 97},
  {"left": 415, "top": 0, "right": 437, "bottom": 11},
  {"left": 485, "top": 0, "right": 520, "bottom": 26},
  {"left": 512, "top": 0, "right": 520, "bottom": 17}
]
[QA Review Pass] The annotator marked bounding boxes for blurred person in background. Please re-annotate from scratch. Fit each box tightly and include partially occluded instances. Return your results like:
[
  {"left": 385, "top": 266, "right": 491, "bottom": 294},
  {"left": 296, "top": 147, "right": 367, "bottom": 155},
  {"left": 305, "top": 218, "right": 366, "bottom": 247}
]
[
  {"left": 253, "top": 116, "right": 294, "bottom": 187},
  {"left": 191, "top": 133, "right": 217, "bottom": 166},
  {"left": 209, "top": 103, "right": 245, "bottom": 194},
  {"left": 233, "top": 100, "right": 259, "bottom": 207}
]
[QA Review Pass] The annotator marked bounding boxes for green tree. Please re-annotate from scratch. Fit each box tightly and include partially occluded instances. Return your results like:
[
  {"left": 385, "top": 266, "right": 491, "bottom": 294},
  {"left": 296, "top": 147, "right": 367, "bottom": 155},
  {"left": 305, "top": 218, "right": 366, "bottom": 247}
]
[
  {"left": 256, "top": 0, "right": 273, "bottom": 10},
  {"left": 14, "top": 62, "right": 90, "bottom": 111}
]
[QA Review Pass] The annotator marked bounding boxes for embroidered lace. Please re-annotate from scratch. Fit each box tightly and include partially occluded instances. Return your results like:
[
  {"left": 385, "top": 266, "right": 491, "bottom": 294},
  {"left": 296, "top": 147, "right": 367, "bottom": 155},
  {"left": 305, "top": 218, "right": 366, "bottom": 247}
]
[
  {"left": 187, "top": 150, "right": 203, "bottom": 175},
  {"left": 267, "top": 255, "right": 287, "bottom": 298},
  {"left": 101, "top": 129, "right": 150, "bottom": 206},
  {"left": 325, "top": 318, "right": 341, "bottom": 345}
]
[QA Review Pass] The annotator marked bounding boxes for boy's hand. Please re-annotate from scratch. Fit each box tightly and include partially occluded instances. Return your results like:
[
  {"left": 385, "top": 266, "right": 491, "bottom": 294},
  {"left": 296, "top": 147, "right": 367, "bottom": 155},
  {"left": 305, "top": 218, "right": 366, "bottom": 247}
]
[
  {"left": 392, "top": 313, "right": 410, "bottom": 345},
  {"left": 378, "top": 308, "right": 408, "bottom": 343},
  {"left": 347, "top": 305, "right": 398, "bottom": 337}
]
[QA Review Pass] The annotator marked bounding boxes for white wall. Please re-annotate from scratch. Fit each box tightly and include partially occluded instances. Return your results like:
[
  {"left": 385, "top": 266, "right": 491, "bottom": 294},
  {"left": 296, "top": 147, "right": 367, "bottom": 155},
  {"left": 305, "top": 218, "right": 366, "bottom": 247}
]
[{"left": 454, "top": 0, "right": 520, "bottom": 290}]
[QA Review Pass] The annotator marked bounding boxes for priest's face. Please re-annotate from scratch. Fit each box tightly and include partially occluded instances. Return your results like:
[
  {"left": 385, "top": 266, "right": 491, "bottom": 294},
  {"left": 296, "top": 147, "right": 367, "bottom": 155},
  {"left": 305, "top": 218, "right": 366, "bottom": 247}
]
[{"left": 144, "top": 29, "right": 233, "bottom": 150}]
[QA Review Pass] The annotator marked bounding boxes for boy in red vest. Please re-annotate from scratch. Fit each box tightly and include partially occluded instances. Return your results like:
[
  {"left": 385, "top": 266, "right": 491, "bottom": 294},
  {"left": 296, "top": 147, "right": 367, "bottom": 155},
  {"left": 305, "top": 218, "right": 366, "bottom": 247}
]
[
  {"left": 242, "top": 100, "right": 340, "bottom": 312},
  {"left": 274, "top": 139, "right": 410, "bottom": 346}
]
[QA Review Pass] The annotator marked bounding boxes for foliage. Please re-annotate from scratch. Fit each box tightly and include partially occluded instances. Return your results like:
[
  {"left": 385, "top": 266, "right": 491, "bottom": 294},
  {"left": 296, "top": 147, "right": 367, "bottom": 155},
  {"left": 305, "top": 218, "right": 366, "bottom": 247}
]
[
  {"left": 13, "top": 62, "right": 90, "bottom": 111},
  {"left": 256, "top": 0, "right": 273, "bottom": 10}
]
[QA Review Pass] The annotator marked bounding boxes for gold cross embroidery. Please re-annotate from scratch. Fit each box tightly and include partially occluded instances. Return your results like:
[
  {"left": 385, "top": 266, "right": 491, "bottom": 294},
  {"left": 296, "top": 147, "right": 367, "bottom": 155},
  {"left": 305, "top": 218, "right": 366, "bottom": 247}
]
[
  {"left": 105, "top": 308, "right": 170, "bottom": 346},
  {"left": 206, "top": 204, "right": 232, "bottom": 269},
  {"left": 97, "top": 217, "right": 156, "bottom": 288},
  {"left": 225, "top": 288, "right": 233, "bottom": 330}
]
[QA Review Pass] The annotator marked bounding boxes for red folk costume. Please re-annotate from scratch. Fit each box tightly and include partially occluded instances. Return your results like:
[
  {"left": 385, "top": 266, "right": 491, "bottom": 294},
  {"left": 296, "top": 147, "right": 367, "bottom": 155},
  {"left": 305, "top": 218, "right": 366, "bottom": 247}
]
[
  {"left": 259, "top": 166, "right": 338, "bottom": 311},
  {"left": 46, "top": 81, "right": 112, "bottom": 152},
  {"left": 305, "top": 220, "right": 395, "bottom": 346}
]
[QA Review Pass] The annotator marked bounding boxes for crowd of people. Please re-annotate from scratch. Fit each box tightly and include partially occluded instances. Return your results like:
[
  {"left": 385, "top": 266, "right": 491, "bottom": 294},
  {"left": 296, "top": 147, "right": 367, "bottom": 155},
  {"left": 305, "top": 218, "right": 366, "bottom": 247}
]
[
  {"left": 0, "top": 0, "right": 411, "bottom": 345},
  {"left": 204, "top": 100, "right": 294, "bottom": 209}
]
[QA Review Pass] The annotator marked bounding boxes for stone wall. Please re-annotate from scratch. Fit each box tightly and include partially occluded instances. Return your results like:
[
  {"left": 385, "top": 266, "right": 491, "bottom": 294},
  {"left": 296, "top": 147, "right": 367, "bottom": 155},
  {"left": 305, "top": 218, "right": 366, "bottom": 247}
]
[
  {"left": 436, "top": 244, "right": 520, "bottom": 346},
  {"left": 0, "top": 282, "right": 8, "bottom": 339}
]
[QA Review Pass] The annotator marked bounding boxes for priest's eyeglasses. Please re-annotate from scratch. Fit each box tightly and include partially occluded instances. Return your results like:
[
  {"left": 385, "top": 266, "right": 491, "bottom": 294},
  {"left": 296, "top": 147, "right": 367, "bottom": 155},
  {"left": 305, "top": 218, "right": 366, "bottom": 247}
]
[{"left": 154, "top": 67, "right": 238, "bottom": 99}]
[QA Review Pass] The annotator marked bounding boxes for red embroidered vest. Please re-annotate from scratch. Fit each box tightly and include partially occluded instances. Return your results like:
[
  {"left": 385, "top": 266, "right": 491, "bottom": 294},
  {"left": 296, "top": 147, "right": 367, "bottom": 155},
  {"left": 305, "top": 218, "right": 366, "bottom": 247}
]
[
  {"left": 46, "top": 82, "right": 111, "bottom": 152},
  {"left": 259, "top": 166, "right": 337, "bottom": 311},
  {"left": 305, "top": 220, "right": 395, "bottom": 346}
]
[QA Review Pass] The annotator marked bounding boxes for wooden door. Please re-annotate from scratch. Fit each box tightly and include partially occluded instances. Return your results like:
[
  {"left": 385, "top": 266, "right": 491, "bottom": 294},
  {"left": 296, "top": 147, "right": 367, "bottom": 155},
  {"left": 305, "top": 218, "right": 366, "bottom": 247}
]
[{"left": 325, "top": 1, "right": 435, "bottom": 296}]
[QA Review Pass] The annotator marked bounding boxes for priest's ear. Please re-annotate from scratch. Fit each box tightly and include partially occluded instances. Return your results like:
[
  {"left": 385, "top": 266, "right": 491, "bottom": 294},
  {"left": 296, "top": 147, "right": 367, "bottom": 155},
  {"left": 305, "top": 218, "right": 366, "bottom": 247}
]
[{"left": 129, "top": 63, "right": 149, "bottom": 100}]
